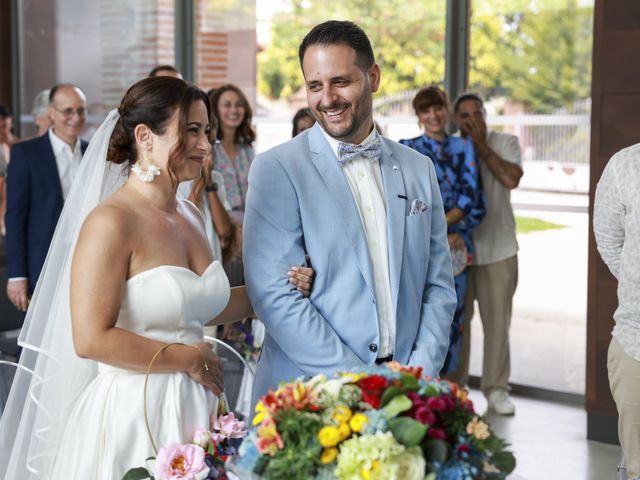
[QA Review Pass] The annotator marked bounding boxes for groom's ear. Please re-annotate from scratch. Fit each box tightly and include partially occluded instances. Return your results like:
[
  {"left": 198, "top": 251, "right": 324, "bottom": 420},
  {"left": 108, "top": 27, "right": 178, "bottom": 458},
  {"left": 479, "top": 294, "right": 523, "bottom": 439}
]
[
  {"left": 133, "top": 124, "right": 152, "bottom": 146},
  {"left": 368, "top": 63, "right": 381, "bottom": 93}
]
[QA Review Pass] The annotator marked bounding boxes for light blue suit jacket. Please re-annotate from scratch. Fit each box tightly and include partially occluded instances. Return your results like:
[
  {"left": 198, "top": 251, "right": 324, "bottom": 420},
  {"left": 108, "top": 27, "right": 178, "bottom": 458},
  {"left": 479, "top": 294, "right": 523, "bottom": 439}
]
[{"left": 244, "top": 124, "right": 456, "bottom": 407}]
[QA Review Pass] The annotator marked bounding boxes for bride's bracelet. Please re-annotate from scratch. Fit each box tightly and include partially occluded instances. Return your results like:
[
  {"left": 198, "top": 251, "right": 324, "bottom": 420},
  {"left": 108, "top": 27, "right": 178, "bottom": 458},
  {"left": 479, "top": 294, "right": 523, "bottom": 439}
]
[{"left": 189, "top": 344, "right": 210, "bottom": 375}]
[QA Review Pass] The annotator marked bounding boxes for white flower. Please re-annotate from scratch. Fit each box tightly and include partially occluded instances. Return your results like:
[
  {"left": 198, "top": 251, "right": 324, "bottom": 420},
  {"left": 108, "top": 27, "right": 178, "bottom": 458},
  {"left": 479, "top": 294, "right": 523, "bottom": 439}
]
[{"left": 393, "top": 447, "right": 426, "bottom": 480}]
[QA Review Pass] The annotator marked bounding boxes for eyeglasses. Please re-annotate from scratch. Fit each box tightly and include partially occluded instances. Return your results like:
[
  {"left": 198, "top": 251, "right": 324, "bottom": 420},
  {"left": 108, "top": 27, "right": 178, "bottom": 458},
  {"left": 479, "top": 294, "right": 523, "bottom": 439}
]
[{"left": 52, "top": 106, "right": 86, "bottom": 118}]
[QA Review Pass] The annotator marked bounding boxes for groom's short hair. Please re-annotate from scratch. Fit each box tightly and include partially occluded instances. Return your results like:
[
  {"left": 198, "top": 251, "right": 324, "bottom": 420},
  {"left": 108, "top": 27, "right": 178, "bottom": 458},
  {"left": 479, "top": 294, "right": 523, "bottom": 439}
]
[{"left": 298, "top": 20, "right": 375, "bottom": 72}]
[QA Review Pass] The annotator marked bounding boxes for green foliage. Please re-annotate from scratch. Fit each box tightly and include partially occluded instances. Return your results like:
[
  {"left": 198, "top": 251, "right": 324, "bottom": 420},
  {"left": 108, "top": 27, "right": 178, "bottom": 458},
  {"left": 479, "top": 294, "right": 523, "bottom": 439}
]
[
  {"left": 121, "top": 468, "right": 152, "bottom": 480},
  {"left": 382, "top": 394, "right": 412, "bottom": 419},
  {"left": 388, "top": 417, "right": 428, "bottom": 447},
  {"left": 263, "top": 410, "right": 323, "bottom": 480},
  {"left": 423, "top": 439, "right": 449, "bottom": 463},
  {"left": 491, "top": 450, "right": 517, "bottom": 474},
  {"left": 470, "top": 0, "right": 593, "bottom": 112}
]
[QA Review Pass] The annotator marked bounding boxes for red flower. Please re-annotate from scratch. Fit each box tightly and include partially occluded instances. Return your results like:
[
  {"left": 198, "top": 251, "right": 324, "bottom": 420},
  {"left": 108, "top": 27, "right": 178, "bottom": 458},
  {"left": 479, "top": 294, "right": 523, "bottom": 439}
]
[
  {"left": 358, "top": 375, "right": 389, "bottom": 390},
  {"left": 414, "top": 405, "right": 436, "bottom": 425},
  {"left": 426, "top": 396, "right": 447, "bottom": 411},
  {"left": 428, "top": 427, "right": 447, "bottom": 440},
  {"left": 457, "top": 443, "right": 471, "bottom": 454},
  {"left": 361, "top": 389, "right": 382, "bottom": 409}
]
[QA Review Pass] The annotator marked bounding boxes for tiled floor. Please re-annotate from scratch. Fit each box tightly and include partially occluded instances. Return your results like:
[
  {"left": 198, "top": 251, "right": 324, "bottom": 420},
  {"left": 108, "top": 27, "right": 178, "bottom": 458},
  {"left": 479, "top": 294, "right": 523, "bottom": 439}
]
[{"left": 468, "top": 389, "right": 622, "bottom": 479}]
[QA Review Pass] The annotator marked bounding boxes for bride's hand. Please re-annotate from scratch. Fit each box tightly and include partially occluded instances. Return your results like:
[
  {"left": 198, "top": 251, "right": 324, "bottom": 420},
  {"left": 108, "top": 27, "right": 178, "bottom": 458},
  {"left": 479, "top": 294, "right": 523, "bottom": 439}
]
[
  {"left": 187, "top": 342, "right": 224, "bottom": 396},
  {"left": 288, "top": 265, "right": 315, "bottom": 297}
]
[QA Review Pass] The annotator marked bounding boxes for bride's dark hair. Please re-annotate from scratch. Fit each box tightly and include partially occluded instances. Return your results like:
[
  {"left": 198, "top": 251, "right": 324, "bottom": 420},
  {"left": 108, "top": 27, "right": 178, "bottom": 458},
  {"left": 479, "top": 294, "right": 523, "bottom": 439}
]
[{"left": 107, "top": 76, "right": 211, "bottom": 186}]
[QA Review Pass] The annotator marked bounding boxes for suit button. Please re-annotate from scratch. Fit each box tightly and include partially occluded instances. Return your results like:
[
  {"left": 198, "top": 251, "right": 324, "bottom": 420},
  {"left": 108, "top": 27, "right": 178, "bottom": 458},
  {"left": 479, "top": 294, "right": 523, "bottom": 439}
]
[{"left": 369, "top": 343, "right": 378, "bottom": 353}]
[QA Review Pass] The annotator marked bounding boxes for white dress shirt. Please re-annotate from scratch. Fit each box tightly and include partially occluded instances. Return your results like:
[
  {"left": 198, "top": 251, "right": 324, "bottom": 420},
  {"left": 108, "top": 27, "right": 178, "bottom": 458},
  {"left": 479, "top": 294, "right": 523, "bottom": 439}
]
[
  {"left": 320, "top": 127, "right": 395, "bottom": 357},
  {"left": 48, "top": 128, "right": 83, "bottom": 200},
  {"left": 594, "top": 143, "right": 640, "bottom": 361}
]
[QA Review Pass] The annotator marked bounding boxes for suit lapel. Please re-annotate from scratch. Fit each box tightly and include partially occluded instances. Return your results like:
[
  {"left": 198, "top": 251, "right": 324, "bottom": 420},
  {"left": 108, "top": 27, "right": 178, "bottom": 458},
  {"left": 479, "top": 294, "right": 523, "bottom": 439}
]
[
  {"left": 308, "top": 125, "right": 376, "bottom": 298},
  {"left": 379, "top": 139, "right": 406, "bottom": 318}
]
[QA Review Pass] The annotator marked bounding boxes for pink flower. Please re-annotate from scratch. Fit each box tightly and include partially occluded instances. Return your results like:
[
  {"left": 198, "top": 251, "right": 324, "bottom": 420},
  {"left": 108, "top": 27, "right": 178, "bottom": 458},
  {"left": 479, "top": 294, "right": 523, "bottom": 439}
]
[
  {"left": 153, "top": 443, "right": 208, "bottom": 480},
  {"left": 210, "top": 412, "right": 247, "bottom": 445},
  {"left": 414, "top": 405, "right": 436, "bottom": 425},
  {"left": 426, "top": 396, "right": 447, "bottom": 411}
]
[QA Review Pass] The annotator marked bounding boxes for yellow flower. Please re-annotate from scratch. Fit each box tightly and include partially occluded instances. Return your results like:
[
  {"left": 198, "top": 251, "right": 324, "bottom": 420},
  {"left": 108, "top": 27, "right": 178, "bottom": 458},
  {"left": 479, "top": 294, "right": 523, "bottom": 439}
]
[
  {"left": 341, "top": 372, "right": 365, "bottom": 383},
  {"left": 360, "top": 460, "right": 381, "bottom": 479},
  {"left": 252, "top": 401, "right": 266, "bottom": 425},
  {"left": 320, "top": 447, "right": 338, "bottom": 464},
  {"left": 318, "top": 425, "right": 342, "bottom": 447},
  {"left": 466, "top": 417, "right": 490, "bottom": 440},
  {"left": 338, "top": 421, "right": 352, "bottom": 441},
  {"left": 333, "top": 405, "right": 353, "bottom": 423},
  {"left": 349, "top": 413, "right": 369, "bottom": 433}
]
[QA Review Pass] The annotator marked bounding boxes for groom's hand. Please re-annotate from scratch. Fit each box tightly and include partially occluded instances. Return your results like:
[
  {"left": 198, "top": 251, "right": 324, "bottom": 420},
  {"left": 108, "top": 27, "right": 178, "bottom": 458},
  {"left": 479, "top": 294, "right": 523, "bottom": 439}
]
[
  {"left": 7, "top": 279, "right": 30, "bottom": 312},
  {"left": 188, "top": 342, "right": 224, "bottom": 396}
]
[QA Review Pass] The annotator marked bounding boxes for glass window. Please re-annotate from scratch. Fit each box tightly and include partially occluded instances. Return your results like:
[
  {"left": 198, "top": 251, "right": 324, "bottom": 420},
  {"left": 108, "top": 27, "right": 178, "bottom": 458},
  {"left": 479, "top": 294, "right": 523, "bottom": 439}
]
[
  {"left": 468, "top": 0, "right": 594, "bottom": 394},
  {"left": 18, "top": 0, "right": 176, "bottom": 138},
  {"left": 255, "top": 0, "right": 447, "bottom": 151},
  {"left": 194, "top": 0, "right": 257, "bottom": 103}
]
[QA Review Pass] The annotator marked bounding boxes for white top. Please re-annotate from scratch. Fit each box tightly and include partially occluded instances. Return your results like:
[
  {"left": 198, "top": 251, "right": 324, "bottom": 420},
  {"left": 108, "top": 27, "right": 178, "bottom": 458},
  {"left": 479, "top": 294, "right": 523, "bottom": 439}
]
[
  {"left": 594, "top": 143, "right": 640, "bottom": 361},
  {"left": 178, "top": 171, "right": 231, "bottom": 262},
  {"left": 48, "top": 128, "right": 83, "bottom": 200},
  {"left": 320, "top": 127, "right": 395, "bottom": 357},
  {"left": 471, "top": 130, "right": 522, "bottom": 265}
]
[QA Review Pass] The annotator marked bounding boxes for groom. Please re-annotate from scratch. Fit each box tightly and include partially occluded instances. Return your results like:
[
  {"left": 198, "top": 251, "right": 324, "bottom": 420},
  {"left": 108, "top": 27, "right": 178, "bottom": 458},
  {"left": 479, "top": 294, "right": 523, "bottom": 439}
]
[{"left": 244, "top": 20, "right": 456, "bottom": 405}]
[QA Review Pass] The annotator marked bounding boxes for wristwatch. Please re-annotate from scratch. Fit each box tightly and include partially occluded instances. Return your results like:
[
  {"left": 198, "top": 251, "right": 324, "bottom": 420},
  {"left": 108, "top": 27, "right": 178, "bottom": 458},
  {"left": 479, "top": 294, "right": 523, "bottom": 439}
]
[{"left": 205, "top": 182, "right": 218, "bottom": 193}]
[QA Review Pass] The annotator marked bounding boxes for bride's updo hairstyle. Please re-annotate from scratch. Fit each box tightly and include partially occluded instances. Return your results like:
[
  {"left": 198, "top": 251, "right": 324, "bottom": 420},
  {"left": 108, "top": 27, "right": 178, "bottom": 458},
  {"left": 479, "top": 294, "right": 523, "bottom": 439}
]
[{"left": 107, "top": 76, "right": 211, "bottom": 185}]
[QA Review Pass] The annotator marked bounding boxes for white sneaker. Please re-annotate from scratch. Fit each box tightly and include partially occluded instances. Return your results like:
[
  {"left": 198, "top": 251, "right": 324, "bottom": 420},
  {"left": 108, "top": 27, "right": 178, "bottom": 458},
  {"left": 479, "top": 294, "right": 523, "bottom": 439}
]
[{"left": 487, "top": 389, "right": 516, "bottom": 415}]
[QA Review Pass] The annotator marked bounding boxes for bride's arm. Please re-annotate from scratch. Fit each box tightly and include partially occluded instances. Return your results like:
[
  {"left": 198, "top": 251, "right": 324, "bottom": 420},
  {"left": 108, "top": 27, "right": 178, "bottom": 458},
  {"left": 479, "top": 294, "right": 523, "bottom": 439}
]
[
  {"left": 208, "top": 266, "right": 315, "bottom": 325},
  {"left": 70, "top": 205, "right": 223, "bottom": 395}
]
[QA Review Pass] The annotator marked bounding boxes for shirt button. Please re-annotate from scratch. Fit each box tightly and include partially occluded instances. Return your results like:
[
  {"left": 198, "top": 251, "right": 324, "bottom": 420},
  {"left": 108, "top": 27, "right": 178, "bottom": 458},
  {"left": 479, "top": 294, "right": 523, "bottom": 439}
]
[
  {"left": 358, "top": 171, "right": 365, "bottom": 178},
  {"left": 370, "top": 241, "right": 377, "bottom": 248},
  {"left": 369, "top": 343, "right": 378, "bottom": 353},
  {"left": 365, "top": 206, "right": 372, "bottom": 213}
]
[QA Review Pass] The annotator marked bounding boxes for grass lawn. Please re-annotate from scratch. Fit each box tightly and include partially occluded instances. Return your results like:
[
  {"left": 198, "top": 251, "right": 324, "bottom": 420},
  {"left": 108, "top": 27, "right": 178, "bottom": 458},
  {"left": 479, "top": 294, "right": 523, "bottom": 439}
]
[{"left": 515, "top": 215, "right": 567, "bottom": 234}]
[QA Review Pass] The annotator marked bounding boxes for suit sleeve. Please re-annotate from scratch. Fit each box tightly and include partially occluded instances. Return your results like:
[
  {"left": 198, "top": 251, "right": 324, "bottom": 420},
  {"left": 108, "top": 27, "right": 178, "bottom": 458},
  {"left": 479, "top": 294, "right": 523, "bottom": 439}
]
[
  {"left": 408, "top": 159, "right": 457, "bottom": 376},
  {"left": 5, "top": 144, "right": 30, "bottom": 278},
  {"left": 243, "top": 153, "right": 366, "bottom": 375}
]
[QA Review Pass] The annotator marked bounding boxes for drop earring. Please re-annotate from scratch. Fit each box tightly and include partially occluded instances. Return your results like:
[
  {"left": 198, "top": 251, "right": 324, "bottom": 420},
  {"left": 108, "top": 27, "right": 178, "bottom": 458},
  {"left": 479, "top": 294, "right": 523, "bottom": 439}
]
[{"left": 132, "top": 146, "right": 161, "bottom": 183}]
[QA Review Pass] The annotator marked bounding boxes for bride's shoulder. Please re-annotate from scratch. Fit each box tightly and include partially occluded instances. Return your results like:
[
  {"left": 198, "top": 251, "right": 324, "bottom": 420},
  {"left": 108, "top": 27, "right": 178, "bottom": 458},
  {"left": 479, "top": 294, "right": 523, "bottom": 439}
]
[{"left": 80, "top": 199, "right": 134, "bottom": 240}]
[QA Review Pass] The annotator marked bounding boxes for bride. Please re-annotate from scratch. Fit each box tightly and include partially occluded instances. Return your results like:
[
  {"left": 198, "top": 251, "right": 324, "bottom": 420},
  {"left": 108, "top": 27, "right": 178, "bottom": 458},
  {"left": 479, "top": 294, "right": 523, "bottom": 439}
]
[{"left": 0, "top": 77, "right": 313, "bottom": 479}]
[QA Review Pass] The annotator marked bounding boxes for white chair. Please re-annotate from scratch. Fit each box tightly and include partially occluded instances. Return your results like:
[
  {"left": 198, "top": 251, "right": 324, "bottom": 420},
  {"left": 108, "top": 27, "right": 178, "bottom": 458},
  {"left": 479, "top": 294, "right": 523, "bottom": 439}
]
[{"left": 204, "top": 336, "right": 255, "bottom": 418}]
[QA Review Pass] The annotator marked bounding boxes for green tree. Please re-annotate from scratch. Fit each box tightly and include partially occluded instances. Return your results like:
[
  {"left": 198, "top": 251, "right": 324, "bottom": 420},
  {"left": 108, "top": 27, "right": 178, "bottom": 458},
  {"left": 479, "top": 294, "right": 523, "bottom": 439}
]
[
  {"left": 469, "top": 0, "right": 593, "bottom": 112},
  {"left": 258, "top": 0, "right": 447, "bottom": 100}
]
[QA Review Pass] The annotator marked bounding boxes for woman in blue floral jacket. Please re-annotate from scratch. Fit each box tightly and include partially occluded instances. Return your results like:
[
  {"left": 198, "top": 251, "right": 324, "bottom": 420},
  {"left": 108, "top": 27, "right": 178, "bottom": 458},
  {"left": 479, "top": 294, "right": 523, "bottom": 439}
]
[{"left": 400, "top": 86, "right": 487, "bottom": 376}]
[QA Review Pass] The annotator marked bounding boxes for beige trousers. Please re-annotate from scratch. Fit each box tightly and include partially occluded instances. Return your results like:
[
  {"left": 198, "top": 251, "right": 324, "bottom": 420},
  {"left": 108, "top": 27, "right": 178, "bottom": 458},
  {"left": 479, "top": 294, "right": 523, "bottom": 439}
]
[
  {"left": 445, "top": 255, "right": 518, "bottom": 395},
  {"left": 608, "top": 336, "right": 640, "bottom": 479}
]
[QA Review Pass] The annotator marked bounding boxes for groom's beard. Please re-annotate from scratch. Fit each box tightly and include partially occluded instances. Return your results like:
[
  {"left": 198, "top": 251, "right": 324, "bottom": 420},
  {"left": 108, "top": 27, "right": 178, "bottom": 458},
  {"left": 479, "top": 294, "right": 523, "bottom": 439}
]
[{"left": 313, "top": 90, "right": 373, "bottom": 144}]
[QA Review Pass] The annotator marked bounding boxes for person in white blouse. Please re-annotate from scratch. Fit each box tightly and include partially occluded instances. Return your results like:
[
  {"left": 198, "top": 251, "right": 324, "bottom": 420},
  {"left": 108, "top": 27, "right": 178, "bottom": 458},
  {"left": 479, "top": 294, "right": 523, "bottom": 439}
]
[
  {"left": 5, "top": 84, "right": 88, "bottom": 311},
  {"left": 594, "top": 143, "right": 640, "bottom": 479}
]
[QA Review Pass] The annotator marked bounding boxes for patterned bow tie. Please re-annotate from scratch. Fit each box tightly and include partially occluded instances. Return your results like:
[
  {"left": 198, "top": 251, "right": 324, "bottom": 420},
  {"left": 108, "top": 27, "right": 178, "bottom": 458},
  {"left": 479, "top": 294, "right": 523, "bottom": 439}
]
[{"left": 337, "top": 137, "right": 381, "bottom": 166}]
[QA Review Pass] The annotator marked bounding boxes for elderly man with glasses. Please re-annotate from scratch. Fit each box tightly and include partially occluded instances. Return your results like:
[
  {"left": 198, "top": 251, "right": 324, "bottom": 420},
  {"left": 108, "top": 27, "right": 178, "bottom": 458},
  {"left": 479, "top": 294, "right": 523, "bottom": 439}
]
[{"left": 5, "top": 83, "right": 88, "bottom": 312}]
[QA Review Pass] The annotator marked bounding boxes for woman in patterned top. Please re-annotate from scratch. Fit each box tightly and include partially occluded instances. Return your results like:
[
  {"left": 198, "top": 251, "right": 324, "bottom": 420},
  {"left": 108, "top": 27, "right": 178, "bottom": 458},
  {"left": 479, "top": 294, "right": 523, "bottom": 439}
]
[
  {"left": 400, "top": 85, "right": 487, "bottom": 376},
  {"left": 210, "top": 84, "right": 256, "bottom": 223}
]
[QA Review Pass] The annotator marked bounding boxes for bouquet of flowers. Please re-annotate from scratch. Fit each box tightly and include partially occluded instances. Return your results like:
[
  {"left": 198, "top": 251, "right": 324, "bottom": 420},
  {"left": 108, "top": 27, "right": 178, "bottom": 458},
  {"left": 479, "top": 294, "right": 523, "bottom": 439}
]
[
  {"left": 230, "top": 363, "right": 515, "bottom": 480},
  {"left": 123, "top": 411, "right": 247, "bottom": 480}
]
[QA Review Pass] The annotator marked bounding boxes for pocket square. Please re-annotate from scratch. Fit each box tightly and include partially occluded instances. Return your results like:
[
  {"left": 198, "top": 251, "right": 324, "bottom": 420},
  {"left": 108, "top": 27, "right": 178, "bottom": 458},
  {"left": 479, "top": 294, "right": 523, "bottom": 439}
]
[{"left": 409, "top": 199, "right": 428, "bottom": 216}]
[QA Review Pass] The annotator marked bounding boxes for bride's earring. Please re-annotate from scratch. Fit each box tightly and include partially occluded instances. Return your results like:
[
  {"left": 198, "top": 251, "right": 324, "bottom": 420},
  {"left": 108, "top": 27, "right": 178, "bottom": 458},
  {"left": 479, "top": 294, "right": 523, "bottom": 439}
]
[{"left": 132, "top": 146, "right": 161, "bottom": 183}]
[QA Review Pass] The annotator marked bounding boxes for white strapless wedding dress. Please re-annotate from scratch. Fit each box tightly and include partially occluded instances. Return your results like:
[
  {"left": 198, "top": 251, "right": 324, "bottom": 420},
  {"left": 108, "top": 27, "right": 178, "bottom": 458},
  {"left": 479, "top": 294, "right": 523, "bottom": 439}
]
[{"left": 49, "top": 260, "right": 230, "bottom": 479}]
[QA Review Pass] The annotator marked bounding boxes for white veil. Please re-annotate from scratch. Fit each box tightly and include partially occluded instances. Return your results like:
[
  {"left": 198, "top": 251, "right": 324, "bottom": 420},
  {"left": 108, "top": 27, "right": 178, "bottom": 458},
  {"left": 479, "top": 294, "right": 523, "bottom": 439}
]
[{"left": 0, "top": 110, "right": 128, "bottom": 479}]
